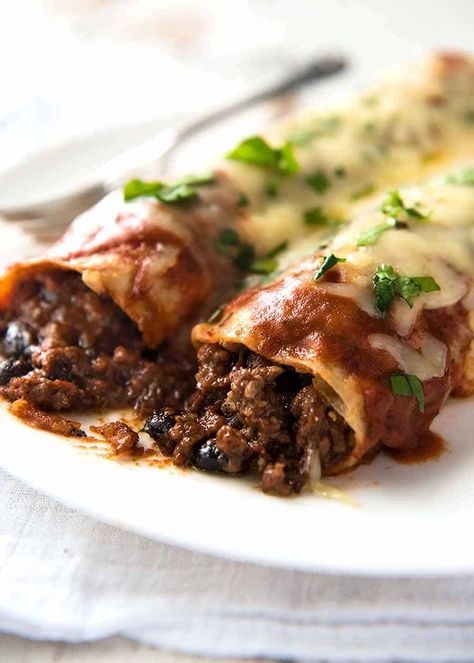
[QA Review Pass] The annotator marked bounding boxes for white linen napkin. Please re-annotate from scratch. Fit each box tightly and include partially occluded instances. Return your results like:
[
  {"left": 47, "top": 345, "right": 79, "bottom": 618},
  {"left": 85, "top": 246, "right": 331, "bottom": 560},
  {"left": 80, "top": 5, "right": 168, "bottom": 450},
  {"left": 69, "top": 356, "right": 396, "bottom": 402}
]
[{"left": 1, "top": 468, "right": 474, "bottom": 662}]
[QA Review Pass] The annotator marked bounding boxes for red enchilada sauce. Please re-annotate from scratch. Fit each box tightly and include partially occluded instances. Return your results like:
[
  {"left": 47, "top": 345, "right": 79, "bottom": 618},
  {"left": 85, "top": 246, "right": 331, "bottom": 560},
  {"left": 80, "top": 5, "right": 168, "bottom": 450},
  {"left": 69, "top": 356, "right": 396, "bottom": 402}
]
[{"left": 385, "top": 430, "right": 446, "bottom": 464}]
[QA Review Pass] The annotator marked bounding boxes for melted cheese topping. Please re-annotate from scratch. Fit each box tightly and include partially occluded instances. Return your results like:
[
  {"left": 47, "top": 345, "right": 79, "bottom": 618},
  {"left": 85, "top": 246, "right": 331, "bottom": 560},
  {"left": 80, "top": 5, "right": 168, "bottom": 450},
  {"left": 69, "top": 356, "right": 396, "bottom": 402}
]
[
  {"left": 222, "top": 54, "right": 474, "bottom": 254},
  {"left": 313, "top": 176, "right": 474, "bottom": 376},
  {"left": 368, "top": 333, "right": 447, "bottom": 380}
]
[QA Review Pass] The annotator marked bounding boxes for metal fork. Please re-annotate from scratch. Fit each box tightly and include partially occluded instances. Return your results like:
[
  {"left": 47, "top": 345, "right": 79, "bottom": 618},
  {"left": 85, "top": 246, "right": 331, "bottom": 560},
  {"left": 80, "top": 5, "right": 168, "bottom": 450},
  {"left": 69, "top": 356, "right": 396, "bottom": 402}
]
[{"left": 1, "top": 54, "right": 346, "bottom": 234}]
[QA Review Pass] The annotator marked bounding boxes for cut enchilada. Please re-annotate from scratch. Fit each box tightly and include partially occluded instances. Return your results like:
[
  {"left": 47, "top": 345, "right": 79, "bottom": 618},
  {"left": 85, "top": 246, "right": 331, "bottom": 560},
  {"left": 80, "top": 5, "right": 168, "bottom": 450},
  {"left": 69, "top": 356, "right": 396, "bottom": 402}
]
[{"left": 145, "top": 171, "right": 474, "bottom": 493}]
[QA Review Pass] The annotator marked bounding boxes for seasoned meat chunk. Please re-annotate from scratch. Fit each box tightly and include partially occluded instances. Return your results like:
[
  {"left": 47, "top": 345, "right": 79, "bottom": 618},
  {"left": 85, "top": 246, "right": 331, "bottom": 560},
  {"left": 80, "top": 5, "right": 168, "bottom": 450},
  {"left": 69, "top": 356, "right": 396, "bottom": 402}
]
[
  {"left": 144, "top": 343, "right": 355, "bottom": 495},
  {"left": 0, "top": 270, "right": 195, "bottom": 413}
]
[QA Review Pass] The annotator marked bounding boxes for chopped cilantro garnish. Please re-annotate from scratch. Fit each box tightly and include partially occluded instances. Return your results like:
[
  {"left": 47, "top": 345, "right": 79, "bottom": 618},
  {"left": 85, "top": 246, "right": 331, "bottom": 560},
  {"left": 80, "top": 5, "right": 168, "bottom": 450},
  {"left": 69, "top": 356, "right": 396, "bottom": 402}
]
[
  {"left": 356, "top": 218, "right": 406, "bottom": 246},
  {"left": 434, "top": 167, "right": 474, "bottom": 186},
  {"left": 218, "top": 228, "right": 240, "bottom": 247},
  {"left": 249, "top": 257, "right": 278, "bottom": 274},
  {"left": 265, "top": 179, "right": 279, "bottom": 198},
  {"left": 313, "top": 254, "right": 346, "bottom": 281},
  {"left": 373, "top": 264, "right": 440, "bottom": 316},
  {"left": 306, "top": 170, "right": 330, "bottom": 194},
  {"left": 381, "top": 189, "right": 429, "bottom": 220},
  {"left": 318, "top": 240, "right": 330, "bottom": 250},
  {"left": 124, "top": 172, "right": 214, "bottom": 204},
  {"left": 226, "top": 136, "right": 299, "bottom": 175},
  {"left": 351, "top": 183, "right": 376, "bottom": 200},
  {"left": 234, "top": 243, "right": 256, "bottom": 271},
  {"left": 217, "top": 230, "right": 286, "bottom": 275},
  {"left": 334, "top": 166, "right": 346, "bottom": 178},
  {"left": 265, "top": 240, "right": 288, "bottom": 259},
  {"left": 303, "top": 208, "right": 343, "bottom": 227},
  {"left": 303, "top": 207, "right": 327, "bottom": 226},
  {"left": 390, "top": 374, "right": 425, "bottom": 412},
  {"left": 288, "top": 116, "right": 341, "bottom": 147},
  {"left": 216, "top": 228, "right": 255, "bottom": 270},
  {"left": 237, "top": 193, "right": 249, "bottom": 207},
  {"left": 250, "top": 241, "right": 288, "bottom": 274}
]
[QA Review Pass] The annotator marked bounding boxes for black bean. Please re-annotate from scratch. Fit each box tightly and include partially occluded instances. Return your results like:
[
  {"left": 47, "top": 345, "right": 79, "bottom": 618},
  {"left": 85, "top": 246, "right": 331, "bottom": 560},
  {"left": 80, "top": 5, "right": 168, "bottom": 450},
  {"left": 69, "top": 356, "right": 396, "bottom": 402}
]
[
  {"left": 142, "top": 408, "right": 176, "bottom": 440},
  {"left": 39, "top": 287, "right": 59, "bottom": 304},
  {"left": 47, "top": 358, "right": 73, "bottom": 382},
  {"left": 3, "top": 321, "right": 35, "bottom": 358},
  {"left": 0, "top": 359, "right": 32, "bottom": 385},
  {"left": 192, "top": 439, "right": 226, "bottom": 473}
]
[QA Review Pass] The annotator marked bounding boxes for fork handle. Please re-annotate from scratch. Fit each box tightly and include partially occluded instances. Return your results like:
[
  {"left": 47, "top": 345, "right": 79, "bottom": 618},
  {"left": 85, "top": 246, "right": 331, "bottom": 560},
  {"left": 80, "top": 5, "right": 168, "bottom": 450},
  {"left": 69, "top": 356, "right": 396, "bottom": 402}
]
[
  {"left": 177, "top": 54, "right": 346, "bottom": 143},
  {"left": 103, "top": 53, "right": 347, "bottom": 187}
]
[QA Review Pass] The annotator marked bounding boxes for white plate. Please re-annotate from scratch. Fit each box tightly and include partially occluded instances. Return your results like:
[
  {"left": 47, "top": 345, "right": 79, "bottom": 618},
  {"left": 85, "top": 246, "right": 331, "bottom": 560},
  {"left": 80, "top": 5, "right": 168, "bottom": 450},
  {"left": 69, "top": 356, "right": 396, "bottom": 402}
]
[
  {"left": 1, "top": 72, "right": 474, "bottom": 576},
  {"left": 1, "top": 396, "right": 474, "bottom": 576}
]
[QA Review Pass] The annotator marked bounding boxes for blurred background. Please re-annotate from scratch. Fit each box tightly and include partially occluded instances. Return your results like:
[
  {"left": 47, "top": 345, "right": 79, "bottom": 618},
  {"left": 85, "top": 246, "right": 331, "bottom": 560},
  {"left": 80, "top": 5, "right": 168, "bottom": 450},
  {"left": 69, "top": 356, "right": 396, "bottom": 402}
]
[{"left": 2, "top": 0, "right": 474, "bottom": 172}]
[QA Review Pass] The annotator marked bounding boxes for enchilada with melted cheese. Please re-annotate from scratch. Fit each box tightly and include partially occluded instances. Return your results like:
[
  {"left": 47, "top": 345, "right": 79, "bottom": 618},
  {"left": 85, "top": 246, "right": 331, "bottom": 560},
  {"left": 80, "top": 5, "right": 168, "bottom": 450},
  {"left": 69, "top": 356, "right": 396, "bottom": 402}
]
[{"left": 0, "top": 52, "right": 473, "bottom": 495}]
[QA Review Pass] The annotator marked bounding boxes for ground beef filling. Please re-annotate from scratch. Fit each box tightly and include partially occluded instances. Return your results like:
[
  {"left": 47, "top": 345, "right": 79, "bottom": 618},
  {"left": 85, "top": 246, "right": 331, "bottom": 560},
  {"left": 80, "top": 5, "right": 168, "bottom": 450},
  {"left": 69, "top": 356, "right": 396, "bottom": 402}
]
[
  {"left": 143, "top": 343, "right": 355, "bottom": 495},
  {"left": 0, "top": 270, "right": 195, "bottom": 412}
]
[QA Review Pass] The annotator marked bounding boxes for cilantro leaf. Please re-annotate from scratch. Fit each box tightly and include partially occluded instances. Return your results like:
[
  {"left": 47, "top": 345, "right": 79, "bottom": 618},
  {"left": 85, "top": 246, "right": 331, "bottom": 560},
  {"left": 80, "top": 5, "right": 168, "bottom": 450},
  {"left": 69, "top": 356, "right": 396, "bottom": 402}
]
[
  {"left": 303, "top": 207, "right": 343, "bottom": 228},
  {"left": 381, "top": 189, "right": 429, "bottom": 220},
  {"left": 313, "top": 254, "right": 346, "bottom": 281},
  {"left": 303, "top": 207, "right": 328, "bottom": 226},
  {"left": 249, "top": 241, "right": 289, "bottom": 274},
  {"left": 124, "top": 179, "right": 163, "bottom": 201},
  {"left": 226, "top": 136, "right": 299, "bottom": 175},
  {"left": 357, "top": 218, "right": 406, "bottom": 246},
  {"left": 278, "top": 143, "right": 300, "bottom": 175},
  {"left": 288, "top": 116, "right": 341, "bottom": 147},
  {"left": 306, "top": 170, "right": 330, "bottom": 194},
  {"left": 237, "top": 193, "right": 249, "bottom": 207},
  {"left": 373, "top": 264, "right": 440, "bottom": 316},
  {"left": 216, "top": 230, "right": 286, "bottom": 275},
  {"left": 265, "top": 178, "right": 279, "bottom": 198},
  {"left": 390, "top": 373, "right": 425, "bottom": 412},
  {"left": 124, "top": 172, "right": 214, "bottom": 204},
  {"left": 373, "top": 265, "right": 398, "bottom": 316},
  {"left": 351, "top": 183, "right": 376, "bottom": 200},
  {"left": 235, "top": 243, "right": 256, "bottom": 271},
  {"left": 396, "top": 275, "right": 440, "bottom": 307},
  {"left": 265, "top": 241, "right": 288, "bottom": 259},
  {"left": 434, "top": 167, "right": 474, "bottom": 186},
  {"left": 217, "top": 228, "right": 240, "bottom": 247},
  {"left": 248, "top": 257, "right": 278, "bottom": 274}
]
